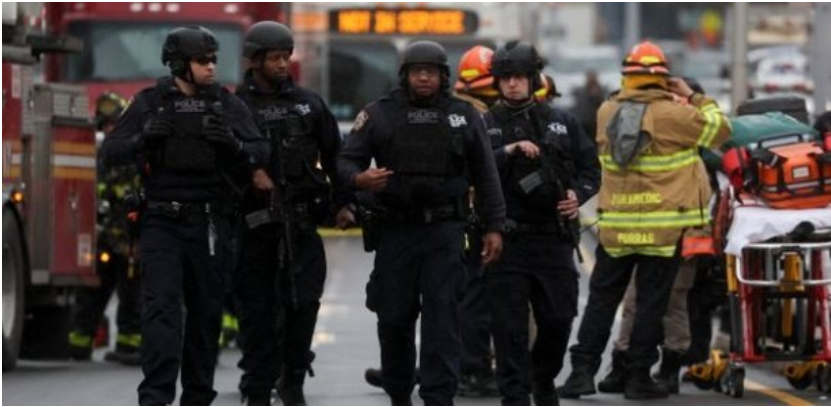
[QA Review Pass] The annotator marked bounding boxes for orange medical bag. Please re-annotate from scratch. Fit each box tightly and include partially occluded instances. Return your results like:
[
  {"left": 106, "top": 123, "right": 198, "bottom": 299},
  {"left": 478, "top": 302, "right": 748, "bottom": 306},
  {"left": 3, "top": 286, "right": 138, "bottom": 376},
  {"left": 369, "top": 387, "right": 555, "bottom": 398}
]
[{"left": 752, "top": 141, "right": 831, "bottom": 209}]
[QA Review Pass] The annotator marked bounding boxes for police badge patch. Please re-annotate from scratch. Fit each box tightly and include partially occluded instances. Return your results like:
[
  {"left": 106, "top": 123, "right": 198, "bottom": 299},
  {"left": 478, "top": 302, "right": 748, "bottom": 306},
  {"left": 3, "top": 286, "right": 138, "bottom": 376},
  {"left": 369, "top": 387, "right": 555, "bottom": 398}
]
[{"left": 352, "top": 110, "right": 369, "bottom": 132}]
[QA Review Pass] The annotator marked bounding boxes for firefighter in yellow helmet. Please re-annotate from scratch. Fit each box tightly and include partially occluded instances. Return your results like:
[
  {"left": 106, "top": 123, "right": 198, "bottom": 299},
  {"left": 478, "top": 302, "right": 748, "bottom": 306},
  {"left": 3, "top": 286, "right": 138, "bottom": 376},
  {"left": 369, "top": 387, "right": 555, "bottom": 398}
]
[
  {"left": 69, "top": 91, "right": 142, "bottom": 366},
  {"left": 558, "top": 41, "right": 730, "bottom": 400}
]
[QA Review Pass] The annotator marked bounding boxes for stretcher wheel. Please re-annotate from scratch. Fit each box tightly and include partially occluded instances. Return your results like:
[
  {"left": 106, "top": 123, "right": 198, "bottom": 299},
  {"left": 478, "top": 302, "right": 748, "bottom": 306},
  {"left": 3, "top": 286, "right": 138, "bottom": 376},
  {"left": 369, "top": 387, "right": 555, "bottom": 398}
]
[
  {"left": 722, "top": 366, "right": 745, "bottom": 398},
  {"left": 787, "top": 373, "right": 814, "bottom": 390},
  {"left": 817, "top": 364, "right": 831, "bottom": 393}
]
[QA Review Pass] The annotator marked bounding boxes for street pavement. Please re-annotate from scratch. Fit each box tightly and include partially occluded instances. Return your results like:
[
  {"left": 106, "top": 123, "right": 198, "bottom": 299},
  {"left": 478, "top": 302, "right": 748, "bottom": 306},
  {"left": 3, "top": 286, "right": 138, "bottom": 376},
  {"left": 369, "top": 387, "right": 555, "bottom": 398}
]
[{"left": 3, "top": 235, "right": 830, "bottom": 406}]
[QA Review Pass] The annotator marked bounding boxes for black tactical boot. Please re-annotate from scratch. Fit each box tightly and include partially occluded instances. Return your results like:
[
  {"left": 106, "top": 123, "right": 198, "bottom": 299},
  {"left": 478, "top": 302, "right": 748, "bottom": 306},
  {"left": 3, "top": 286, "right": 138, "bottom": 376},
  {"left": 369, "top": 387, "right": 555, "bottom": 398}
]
[
  {"left": 557, "top": 368, "right": 596, "bottom": 399},
  {"left": 624, "top": 370, "right": 669, "bottom": 400},
  {"left": 653, "top": 348, "right": 685, "bottom": 394},
  {"left": 103, "top": 344, "right": 142, "bottom": 366},
  {"left": 533, "top": 380, "right": 559, "bottom": 406},
  {"left": 364, "top": 367, "right": 384, "bottom": 388},
  {"left": 277, "top": 369, "right": 308, "bottom": 406},
  {"left": 597, "top": 349, "right": 627, "bottom": 393},
  {"left": 390, "top": 394, "right": 413, "bottom": 406},
  {"left": 243, "top": 391, "right": 271, "bottom": 406},
  {"left": 458, "top": 371, "right": 499, "bottom": 397}
]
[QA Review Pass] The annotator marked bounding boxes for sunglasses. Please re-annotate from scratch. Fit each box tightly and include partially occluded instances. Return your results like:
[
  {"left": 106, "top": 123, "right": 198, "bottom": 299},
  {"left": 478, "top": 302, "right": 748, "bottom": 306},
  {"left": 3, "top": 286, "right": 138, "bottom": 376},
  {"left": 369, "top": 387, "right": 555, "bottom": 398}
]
[{"left": 193, "top": 55, "right": 218, "bottom": 65}]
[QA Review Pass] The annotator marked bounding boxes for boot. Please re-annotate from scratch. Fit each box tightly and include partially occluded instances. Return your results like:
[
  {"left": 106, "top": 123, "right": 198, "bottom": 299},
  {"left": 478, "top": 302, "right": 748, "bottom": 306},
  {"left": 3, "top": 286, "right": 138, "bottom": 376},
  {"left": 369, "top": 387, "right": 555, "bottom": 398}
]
[
  {"left": 390, "top": 394, "right": 412, "bottom": 406},
  {"left": 277, "top": 368, "right": 308, "bottom": 406},
  {"left": 103, "top": 343, "right": 142, "bottom": 366},
  {"left": 597, "top": 349, "right": 627, "bottom": 393},
  {"left": 458, "top": 370, "right": 499, "bottom": 397},
  {"left": 364, "top": 367, "right": 384, "bottom": 388},
  {"left": 624, "top": 370, "right": 669, "bottom": 400},
  {"left": 243, "top": 392, "right": 271, "bottom": 406},
  {"left": 533, "top": 380, "right": 559, "bottom": 406},
  {"left": 652, "top": 348, "right": 684, "bottom": 394},
  {"left": 556, "top": 368, "right": 596, "bottom": 399}
]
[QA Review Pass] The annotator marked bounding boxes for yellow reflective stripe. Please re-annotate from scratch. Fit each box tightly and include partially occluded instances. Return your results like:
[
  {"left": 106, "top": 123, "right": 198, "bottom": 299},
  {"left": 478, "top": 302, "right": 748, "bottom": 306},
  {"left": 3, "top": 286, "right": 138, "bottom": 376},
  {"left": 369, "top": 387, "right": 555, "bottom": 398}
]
[
  {"left": 116, "top": 333, "right": 142, "bottom": 348},
  {"left": 599, "top": 148, "right": 699, "bottom": 172},
  {"left": 697, "top": 104, "right": 722, "bottom": 148},
  {"left": 69, "top": 332, "right": 93, "bottom": 348},
  {"left": 600, "top": 210, "right": 708, "bottom": 228},
  {"left": 605, "top": 245, "right": 678, "bottom": 257}
]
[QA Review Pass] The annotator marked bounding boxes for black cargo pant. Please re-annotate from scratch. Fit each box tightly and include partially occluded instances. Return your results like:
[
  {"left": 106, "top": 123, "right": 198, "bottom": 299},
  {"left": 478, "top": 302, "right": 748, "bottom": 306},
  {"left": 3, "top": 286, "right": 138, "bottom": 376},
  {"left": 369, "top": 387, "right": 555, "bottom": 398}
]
[
  {"left": 488, "top": 235, "right": 578, "bottom": 405},
  {"left": 459, "top": 226, "right": 493, "bottom": 378},
  {"left": 367, "top": 220, "right": 467, "bottom": 406},
  {"left": 235, "top": 222, "right": 326, "bottom": 399},
  {"left": 569, "top": 244, "right": 681, "bottom": 376},
  {"left": 137, "top": 213, "right": 230, "bottom": 406},
  {"left": 71, "top": 249, "right": 142, "bottom": 349}
]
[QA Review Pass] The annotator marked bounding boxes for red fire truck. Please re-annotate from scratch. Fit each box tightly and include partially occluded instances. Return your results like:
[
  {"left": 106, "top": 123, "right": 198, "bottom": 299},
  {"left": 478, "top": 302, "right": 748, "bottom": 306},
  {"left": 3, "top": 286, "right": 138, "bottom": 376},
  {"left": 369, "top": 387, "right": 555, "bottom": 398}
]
[
  {"left": 3, "top": 3, "right": 97, "bottom": 370},
  {"left": 43, "top": 2, "right": 290, "bottom": 111}
]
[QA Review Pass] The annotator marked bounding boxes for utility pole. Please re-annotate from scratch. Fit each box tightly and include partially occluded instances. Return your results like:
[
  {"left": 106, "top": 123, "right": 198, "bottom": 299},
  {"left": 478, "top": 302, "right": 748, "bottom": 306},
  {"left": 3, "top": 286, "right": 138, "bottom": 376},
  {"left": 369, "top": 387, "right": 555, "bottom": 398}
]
[
  {"left": 623, "top": 3, "right": 641, "bottom": 52},
  {"left": 730, "top": 3, "right": 749, "bottom": 113},
  {"left": 812, "top": 3, "right": 831, "bottom": 117}
]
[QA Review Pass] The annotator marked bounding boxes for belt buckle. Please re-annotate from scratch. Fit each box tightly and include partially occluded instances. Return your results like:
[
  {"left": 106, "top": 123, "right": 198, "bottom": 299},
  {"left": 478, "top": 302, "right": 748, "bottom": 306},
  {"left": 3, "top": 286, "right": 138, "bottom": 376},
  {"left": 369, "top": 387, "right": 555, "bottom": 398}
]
[
  {"left": 423, "top": 210, "right": 433, "bottom": 223},
  {"left": 166, "top": 201, "right": 183, "bottom": 218}
]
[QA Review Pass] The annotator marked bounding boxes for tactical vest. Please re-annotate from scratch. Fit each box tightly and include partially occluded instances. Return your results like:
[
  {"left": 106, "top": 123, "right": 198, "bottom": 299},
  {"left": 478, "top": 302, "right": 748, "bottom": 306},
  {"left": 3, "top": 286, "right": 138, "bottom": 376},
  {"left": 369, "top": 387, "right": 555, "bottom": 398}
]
[
  {"left": 246, "top": 92, "right": 327, "bottom": 192},
  {"left": 149, "top": 83, "right": 220, "bottom": 174},
  {"left": 387, "top": 95, "right": 468, "bottom": 208},
  {"left": 492, "top": 104, "right": 562, "bottom": 212}
]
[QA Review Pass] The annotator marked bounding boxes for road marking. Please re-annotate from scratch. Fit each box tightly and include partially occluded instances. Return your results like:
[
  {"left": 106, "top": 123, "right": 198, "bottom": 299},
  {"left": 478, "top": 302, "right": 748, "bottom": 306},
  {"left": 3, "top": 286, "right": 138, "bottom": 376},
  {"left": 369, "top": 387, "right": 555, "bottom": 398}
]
[{"left": 746, "top": 379, "right": 816, "bottom": 406}]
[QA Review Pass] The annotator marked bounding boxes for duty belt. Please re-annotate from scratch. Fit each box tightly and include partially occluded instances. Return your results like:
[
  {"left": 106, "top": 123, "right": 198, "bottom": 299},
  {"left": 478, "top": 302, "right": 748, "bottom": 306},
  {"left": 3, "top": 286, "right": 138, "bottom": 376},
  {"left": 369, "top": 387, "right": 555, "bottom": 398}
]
[
  {"left": 383, "top": 204, "right": 463, "bottom": 225},
  {"left": 504, "top": 219, "right": 562, "bottom": 236},
  {"left": 146, "top": 200, "right": 220, "bottom": 222}
]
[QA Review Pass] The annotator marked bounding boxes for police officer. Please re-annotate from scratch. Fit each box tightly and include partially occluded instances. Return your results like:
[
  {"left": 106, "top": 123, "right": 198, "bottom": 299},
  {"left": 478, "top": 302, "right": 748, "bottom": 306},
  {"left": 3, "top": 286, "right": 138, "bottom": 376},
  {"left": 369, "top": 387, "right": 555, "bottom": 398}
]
[
  {"left": 69, "top": 91, "right": 142, "bottom": 366},
  {"left": 485, "top": 41, "right": 600, "bottom": 406},
  {"left": 102, "top": 26, "right": 268, "bottom": 406},
  {"left": 338, "top": 40, "right": 506, "bottom": 406},
  {"left": 232, "top": 21, "right": 350, "bottom": 406}
]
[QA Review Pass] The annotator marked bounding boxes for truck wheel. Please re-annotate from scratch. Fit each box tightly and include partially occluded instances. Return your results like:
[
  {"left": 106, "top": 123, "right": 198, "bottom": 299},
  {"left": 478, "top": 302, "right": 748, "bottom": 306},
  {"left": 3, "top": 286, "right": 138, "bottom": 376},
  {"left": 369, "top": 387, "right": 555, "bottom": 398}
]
[
  {"left": 2, "top": 208, "right": 26, "bottom": 371},
  {"left": 736, "top": 97, "right": 809, "bottom": 124}
]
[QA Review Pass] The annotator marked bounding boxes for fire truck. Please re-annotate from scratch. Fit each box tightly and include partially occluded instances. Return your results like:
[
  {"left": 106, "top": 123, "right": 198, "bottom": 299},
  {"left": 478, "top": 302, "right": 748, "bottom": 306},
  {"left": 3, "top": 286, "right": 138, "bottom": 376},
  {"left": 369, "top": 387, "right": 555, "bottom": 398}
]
[
  {"left": 3, "top": 3, "right": 292, "bottom": 371},
  {"left": 43, "top": 2, "right": 290, "bottom": 112},
  {"left": 3, "top": 3, "right": 96, "bottom": 370}
]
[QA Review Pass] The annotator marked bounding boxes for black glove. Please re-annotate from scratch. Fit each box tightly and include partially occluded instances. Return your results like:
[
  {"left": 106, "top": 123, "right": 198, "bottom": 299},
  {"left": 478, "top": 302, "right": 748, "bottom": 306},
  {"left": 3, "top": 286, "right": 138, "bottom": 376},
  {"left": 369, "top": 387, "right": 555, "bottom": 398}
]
[
  {"left": 204, "top": 115, "right": 242, "bottom": 154},
  {"left": 138, "top": 116, "right": 174, "bottom": 150}
]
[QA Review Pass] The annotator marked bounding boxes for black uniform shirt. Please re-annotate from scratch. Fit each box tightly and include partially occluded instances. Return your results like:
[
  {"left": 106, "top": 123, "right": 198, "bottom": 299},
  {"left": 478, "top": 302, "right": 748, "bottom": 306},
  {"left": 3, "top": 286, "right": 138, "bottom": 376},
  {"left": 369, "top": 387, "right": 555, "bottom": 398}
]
[
  {"left": 236, "top": 72, "right": 349, "bottom": 209},
  {"left": 103, "top": 77, "right": 268, "bottom": 203},
  {"left": 485, "top": 101, "right": 600, "bottom": 223},
  {"left": 338, "top": 88, "right": 506, "bottom": 233}
]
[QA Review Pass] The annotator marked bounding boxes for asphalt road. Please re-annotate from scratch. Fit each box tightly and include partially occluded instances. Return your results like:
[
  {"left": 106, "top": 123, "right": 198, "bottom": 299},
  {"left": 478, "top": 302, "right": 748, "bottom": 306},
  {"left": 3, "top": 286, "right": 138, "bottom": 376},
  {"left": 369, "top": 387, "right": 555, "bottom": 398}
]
[{"left": 3, "top": 234, "right": 830, "bottom": 406}]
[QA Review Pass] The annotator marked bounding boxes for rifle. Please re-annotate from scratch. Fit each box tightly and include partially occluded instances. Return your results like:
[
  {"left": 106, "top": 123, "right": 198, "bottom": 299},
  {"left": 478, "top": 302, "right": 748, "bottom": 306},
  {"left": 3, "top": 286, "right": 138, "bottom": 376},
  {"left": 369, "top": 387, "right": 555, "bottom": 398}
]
[
  {"left": 519, "top": 111, "right": 584, "bottom": 263},
  {"left": 244, "top": 123, "right": 301, "bottom": 310}
]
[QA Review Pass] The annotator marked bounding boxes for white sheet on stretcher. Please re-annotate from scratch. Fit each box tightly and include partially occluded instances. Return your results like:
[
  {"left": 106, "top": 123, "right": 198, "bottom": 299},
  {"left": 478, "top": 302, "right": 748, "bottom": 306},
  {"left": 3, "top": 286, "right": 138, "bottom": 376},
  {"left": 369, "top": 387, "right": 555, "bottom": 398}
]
[{"left": 725, "top": 206, "right": 831, "bottom": 256}]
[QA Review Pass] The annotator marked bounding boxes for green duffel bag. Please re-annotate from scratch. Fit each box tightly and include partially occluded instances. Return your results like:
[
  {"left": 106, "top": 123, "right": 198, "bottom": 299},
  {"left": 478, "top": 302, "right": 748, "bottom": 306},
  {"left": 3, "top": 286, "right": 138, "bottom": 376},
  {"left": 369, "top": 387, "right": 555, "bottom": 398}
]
[{"left": 701, "top": 112, "right": 818, "bottom": 171}]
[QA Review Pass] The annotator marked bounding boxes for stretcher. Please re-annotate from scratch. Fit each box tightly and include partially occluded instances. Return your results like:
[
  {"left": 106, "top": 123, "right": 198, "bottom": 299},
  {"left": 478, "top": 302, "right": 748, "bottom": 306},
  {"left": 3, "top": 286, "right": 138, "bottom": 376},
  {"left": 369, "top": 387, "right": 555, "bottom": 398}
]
[{"left": 689, "top": 188, "right": 831, "bottom": 397}]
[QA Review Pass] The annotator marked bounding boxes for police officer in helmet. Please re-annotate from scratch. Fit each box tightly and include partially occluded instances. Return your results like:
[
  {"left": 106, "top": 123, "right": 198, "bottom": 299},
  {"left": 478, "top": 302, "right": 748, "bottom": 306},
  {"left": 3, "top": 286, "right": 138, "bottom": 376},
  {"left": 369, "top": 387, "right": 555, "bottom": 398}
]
[
  {"left": 233, "top": 21, "right": 351, "bottom": 406},
  {"left": 485, "top": 40, "right": 600, "bottom": 405},
  {"left": 338, "top": 40, "right": 506, "bottom": 406},
  {"left": 102, "top": 25, "right": 268, "bottom": 406}
]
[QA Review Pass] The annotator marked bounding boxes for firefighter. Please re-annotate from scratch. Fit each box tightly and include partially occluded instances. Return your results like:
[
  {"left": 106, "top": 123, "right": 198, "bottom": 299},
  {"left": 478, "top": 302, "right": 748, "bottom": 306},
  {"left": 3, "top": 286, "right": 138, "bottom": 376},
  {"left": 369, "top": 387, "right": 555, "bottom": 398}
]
[
  {"left": 599, "top": 78, "right": 712, "bottom": 395},
  {"left": 338, "top": 40, "right": 505, "bottom": 406},
  {"left": 68, "top": 91, "right": 142, "bottom": 366},
  {"left": 102, "top": 26, "right": 268, "bottom": 406},
  {"left": 558, "top": 41, "right": 730, "bottom": 400},
  {"left": 232, "top": 21, "right": 351, "bottom": 406},
  {"left": 485, "top": 40, "right": 600, "bottom": 406}
]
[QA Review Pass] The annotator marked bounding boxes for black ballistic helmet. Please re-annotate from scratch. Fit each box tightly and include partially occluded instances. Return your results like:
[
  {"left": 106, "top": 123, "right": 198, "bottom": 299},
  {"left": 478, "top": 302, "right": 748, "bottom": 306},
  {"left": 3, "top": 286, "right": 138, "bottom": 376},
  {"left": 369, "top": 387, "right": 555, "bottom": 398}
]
[
  {"left": 243, "top": 21, "right": 294, "bottom": 59},
  {"left": 399, "top": 40, "right": 450, "bottom": 90},
  {"left": 491, "top": 40, "right": 544, "bottom": 92},
  {"left": 161, "top": 26, "right": 219, "bottom": 77}
]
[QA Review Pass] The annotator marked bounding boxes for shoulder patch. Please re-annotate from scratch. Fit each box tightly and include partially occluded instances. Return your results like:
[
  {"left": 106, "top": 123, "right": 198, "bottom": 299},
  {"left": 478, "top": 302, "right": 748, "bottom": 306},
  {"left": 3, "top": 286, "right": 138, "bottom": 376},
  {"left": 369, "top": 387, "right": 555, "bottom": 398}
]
[{"left": 352, "top": 110, "right": 369, "bottom": 132}]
